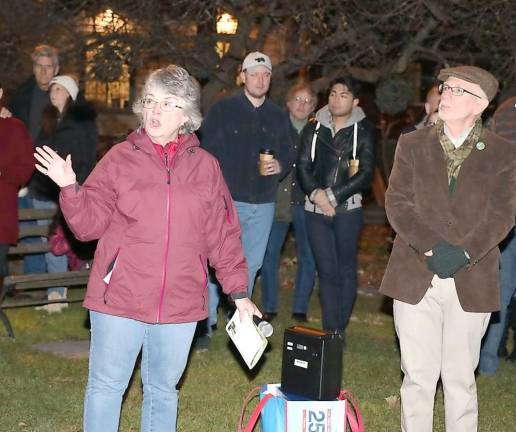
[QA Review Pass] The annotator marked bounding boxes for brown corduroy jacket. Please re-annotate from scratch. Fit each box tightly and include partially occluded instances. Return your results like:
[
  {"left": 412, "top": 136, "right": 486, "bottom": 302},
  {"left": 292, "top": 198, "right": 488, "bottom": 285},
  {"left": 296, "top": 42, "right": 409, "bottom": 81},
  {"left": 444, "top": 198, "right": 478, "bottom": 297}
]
[{"left": 380, "top": 126, "right": 516, "bottom": 312}]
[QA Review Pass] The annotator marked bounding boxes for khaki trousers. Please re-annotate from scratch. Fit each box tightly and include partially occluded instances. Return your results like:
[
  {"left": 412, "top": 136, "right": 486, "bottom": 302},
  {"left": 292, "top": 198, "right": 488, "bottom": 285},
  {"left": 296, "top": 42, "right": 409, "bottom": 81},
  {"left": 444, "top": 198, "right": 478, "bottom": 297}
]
[{"left": 393, "top": 276, "right": 490, "bottom": 432}]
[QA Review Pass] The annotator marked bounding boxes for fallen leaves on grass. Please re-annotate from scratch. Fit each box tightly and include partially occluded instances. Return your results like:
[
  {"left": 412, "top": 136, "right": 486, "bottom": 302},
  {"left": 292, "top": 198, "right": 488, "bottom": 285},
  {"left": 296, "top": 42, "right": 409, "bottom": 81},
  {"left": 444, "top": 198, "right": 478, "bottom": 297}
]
[{"left": 384, "top": 395, "right": 399, "bottom": 409}]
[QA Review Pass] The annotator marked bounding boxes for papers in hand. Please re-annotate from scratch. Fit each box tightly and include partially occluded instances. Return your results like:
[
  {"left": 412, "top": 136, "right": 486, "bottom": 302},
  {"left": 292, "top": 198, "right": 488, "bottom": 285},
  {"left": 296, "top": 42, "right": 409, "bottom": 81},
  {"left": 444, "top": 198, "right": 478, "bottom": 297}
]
[{"left": 226, "top": 310, "right": 268, "bottom": 369}]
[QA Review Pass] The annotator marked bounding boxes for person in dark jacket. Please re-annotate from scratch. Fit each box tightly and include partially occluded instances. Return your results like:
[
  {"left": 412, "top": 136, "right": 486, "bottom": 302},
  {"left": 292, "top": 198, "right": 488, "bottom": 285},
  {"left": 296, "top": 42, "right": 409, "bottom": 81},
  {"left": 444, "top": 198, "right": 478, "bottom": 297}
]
[
  {"left": 31, "top": 75, "right": 97, "bottom": 312},
  {"left": 1, "top": 45, "right": 60, "bottom": 275},
  {"left": 198, "top": 51, "right": 293, "bottom": 347},
  {"left": 297, "top": 76, "right": 375, "bottom": 336},
  {"left": 479, "top": 93, "right": 516, "bottom": 374},
  {"left": 260, "top": 82, "right": 318, "bottom": 322},
  {"left": 401, "top": 85, "right": 440, "bottom": 135},
  {"left": 31, "top": 75, "right": 97, "bottom": 201},
  {"left": 34, "top": 65, "right": 260, "bottom": 432},
  {"left": 0, "top": 84, "right": 35, "bottom": 295},
  {"left": 4, "top": 44, "right": 59, "bottom": 139}
]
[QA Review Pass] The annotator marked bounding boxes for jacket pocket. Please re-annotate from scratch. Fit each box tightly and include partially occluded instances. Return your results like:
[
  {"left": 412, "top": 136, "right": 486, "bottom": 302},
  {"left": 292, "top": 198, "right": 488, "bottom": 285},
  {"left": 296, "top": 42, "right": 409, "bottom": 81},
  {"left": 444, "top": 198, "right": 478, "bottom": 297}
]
[
  {"left": 103, "top": 248, "right": 121, "bottom": 304},
  {"left": 222, "top": 195, "right": 232, "bottom": 224},
  {"left": 199, "top": 255, "right": 208, "bottom": 310}
]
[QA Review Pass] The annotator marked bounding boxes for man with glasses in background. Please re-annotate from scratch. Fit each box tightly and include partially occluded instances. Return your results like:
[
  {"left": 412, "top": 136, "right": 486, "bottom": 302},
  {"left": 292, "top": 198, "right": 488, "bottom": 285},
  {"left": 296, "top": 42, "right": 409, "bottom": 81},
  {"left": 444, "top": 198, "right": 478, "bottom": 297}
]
[
  {"left": 260, "top": 82, "right": 318, "bottom": 323},
  {"left": 380, "top": 66, "right": 516, "bottom": 431},
  {"left": 1, "top": 45, "right": 60, "bottom": 276}
]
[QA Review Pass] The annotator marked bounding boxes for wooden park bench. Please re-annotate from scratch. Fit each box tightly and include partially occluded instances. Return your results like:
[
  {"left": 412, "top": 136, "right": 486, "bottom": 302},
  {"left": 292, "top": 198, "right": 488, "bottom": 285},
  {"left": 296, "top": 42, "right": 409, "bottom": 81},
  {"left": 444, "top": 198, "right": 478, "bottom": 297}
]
[{"left": 0, "top": 207, "right": 90, "bottom": 338}]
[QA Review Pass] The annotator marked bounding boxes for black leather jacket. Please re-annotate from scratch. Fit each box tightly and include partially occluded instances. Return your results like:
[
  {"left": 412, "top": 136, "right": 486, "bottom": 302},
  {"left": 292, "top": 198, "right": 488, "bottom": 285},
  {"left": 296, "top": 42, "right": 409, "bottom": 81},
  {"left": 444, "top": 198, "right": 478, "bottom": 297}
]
[{"left": 297, "top": 117, "right": 375, "bottom": 207}]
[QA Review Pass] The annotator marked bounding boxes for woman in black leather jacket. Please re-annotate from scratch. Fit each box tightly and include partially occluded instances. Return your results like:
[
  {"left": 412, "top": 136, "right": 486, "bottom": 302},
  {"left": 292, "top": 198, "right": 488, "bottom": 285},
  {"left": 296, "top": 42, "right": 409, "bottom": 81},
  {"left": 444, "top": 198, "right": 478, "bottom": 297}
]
[{"left": 297, "top": 76, "right": 375, "bottom": 337}]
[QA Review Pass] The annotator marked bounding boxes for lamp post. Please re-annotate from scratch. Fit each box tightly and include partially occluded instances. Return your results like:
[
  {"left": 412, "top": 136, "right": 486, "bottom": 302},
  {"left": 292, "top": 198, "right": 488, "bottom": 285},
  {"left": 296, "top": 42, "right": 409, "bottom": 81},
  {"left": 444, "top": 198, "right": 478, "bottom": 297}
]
[{"left": 216, "top": 12, "right": 238, "bottom": 57}]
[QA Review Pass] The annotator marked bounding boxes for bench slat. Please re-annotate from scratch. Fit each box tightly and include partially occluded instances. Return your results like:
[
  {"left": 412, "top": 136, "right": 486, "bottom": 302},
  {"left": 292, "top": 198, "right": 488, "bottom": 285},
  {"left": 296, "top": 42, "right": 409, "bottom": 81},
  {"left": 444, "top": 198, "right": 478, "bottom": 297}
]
[
  {"left": 1, "top": 297, "right": 84, "bottom": 308},
  {"left": 18, "top": 225, "right": 50, "bottom": 239},
  {"left": 4, "top": 270, "right": 90, "bottom": 290},
  {"left": 8, "top": 243, "right": 50, "bottom": 255},
  {"left": 18, "top": 208, "right": 57, "bottom": 221}
]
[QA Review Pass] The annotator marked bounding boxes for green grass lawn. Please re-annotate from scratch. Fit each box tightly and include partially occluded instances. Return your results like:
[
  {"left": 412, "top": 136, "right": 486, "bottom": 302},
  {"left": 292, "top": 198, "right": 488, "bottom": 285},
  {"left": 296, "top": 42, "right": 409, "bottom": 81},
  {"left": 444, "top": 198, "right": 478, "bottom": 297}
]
[{"left": 1, "top": 227, "right": 515, "bottom": 431}]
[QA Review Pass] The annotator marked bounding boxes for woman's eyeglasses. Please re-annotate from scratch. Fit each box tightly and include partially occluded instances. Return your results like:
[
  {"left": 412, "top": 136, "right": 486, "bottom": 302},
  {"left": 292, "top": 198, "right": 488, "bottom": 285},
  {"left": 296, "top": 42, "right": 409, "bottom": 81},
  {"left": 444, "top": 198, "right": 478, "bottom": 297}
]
[{"left": 142, "top": 98, "right": 184, "bottom": 112}]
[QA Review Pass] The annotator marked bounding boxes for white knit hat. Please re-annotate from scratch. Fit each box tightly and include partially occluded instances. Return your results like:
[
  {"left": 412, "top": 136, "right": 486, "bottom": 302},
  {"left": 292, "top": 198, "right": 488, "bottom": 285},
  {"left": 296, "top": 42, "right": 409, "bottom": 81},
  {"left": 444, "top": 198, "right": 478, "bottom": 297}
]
[
  {"left": 49, "top": 75, "right": 79, "bottom": 101},
  {"left": 242, "top": 51, "right": 272, "bottom": 72}
]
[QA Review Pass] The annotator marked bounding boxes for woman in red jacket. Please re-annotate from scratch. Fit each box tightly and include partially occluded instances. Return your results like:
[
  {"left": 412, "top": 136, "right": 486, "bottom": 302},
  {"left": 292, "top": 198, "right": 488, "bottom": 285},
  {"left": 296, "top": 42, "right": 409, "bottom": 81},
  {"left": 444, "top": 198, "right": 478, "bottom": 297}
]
[
  {"left": 35, "top": 65, "right": 260, "bottom": 432},
  {"left": 0, "top": 84, "right": 34, "bottom": 294}
]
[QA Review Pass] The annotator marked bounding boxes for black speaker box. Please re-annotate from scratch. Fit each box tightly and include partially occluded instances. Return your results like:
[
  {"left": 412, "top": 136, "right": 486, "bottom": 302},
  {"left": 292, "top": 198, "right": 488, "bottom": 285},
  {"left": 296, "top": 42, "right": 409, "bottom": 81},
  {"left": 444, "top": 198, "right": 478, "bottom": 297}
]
[{"left": 281, "top": 326, "right": 343, "bottom": 401}]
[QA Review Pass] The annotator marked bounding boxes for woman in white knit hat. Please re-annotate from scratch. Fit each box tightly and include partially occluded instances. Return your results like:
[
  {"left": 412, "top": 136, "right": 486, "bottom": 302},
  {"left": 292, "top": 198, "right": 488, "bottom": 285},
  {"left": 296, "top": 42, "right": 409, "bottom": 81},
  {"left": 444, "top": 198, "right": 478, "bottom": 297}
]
[{"left": 32, "top": 75, "right": 98, "bottom": 312}]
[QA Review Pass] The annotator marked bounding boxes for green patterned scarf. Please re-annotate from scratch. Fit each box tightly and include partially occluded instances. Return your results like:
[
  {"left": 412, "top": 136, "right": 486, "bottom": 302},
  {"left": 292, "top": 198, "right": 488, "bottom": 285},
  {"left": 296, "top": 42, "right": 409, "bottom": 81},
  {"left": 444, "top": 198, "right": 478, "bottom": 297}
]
[{"left": 436, "top": 118, "right": 482, "bottom": 193}]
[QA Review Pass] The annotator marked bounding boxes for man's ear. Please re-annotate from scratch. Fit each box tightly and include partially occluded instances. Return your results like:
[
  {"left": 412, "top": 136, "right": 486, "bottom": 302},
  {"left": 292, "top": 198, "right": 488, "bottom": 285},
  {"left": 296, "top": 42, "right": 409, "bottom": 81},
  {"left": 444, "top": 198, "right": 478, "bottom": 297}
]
[
  {"left": 473, "top": 98, "right": 489, "bottom": 116},
  {"left": 353, "top": 98, "right": 359, "bottom": 107},
  {"left": 239, "top": 71, "right": 246, "bottom": 85},
  {"left": 424, "top": 102, "right": 431, "bottom": 115}
]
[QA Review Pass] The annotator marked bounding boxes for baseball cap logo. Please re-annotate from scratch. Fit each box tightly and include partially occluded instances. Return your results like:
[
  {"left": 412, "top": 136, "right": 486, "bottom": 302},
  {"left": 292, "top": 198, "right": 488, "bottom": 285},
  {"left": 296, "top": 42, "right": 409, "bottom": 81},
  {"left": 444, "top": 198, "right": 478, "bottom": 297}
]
[{"left": 255, "top": 57, "right": 266, "bottom": 63}]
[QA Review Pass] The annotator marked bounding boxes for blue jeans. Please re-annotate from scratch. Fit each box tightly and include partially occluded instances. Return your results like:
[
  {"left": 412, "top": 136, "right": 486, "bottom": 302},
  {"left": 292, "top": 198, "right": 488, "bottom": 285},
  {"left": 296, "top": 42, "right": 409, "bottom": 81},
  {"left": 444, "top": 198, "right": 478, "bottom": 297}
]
[
  {"left": 32, "top": 198, "right": 68, "bottom": 297},
  {"left": 260, "top": 205, "right": 316, "bottom": 314},
  {"left": 18, "top": 193, "right": 46, "bottom": 274},
  {"left": 261, "top": 221, "right": 290, "bottom": 313},
  {"left": 208, "top": 201, "right": 275, "bottom": 328},
  {"left": 291, "top": 205, "right": 316, "bottom": 314},
  {"left": 305, "top": 209, "right": 363, "bottom": 331},
  {"left": 479, "top": 228, "right": 516, "bottom": 374},
  {"left": 84, "top": 311, "right": 196, "bottom": 432}
]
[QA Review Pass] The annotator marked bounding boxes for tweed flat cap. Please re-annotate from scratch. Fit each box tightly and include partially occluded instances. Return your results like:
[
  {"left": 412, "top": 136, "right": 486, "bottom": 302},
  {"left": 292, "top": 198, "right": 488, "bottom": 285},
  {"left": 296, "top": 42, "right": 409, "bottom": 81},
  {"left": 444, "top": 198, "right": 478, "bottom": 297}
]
[{"left": 438, "top": 65, "right": 498, "bottom": 102}]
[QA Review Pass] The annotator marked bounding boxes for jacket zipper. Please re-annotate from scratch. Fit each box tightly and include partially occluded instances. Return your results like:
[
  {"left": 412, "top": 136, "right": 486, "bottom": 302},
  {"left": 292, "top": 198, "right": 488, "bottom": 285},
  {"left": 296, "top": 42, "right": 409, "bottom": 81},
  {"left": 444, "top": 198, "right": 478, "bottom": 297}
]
[
  {"left": 333, "top": 155, "right": 343, "bottom": 185},
  {"left": 330, "top": 128, "right": 356, "bottom": 186},
  {"left": 157, "top": 152, "right": 172, "bottom": 322}
]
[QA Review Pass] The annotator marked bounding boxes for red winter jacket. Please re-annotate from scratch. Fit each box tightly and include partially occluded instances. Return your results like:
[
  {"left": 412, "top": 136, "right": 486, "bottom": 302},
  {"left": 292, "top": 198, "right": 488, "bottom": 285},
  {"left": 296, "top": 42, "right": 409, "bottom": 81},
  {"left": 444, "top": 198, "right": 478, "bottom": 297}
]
[
  {"left": 60, "top": 130, "right": 248, "bottom": 323},
  {"left": 0, "top": 118, "right": 34, "bottom": 244}
]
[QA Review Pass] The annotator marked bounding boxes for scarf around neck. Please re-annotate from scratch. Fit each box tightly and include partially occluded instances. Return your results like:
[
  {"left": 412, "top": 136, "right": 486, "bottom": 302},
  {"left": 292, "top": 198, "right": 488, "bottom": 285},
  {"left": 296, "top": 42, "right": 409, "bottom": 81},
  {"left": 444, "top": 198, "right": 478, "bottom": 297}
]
[{"left": 436, "top": 117, "right": 482, "bottom": 193}]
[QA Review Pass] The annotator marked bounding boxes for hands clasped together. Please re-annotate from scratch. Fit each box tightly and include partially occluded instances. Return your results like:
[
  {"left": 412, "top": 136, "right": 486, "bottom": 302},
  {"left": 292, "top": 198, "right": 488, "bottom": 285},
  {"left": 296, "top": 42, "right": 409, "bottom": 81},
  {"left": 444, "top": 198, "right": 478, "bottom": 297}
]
[
  {"left": 34, "top": 145, "right": 77, "bottom": 188},
  {"left": 312, "top": 188, "right": 336, "bottom": 217},
  {"left": 424, "top": 240, "right": 470, "bottom": 279}
]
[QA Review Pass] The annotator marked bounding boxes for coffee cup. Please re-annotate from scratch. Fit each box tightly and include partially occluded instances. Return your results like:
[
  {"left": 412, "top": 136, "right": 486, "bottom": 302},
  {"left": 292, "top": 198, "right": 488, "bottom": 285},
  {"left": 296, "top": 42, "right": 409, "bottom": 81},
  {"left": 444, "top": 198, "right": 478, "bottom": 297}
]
[
  {"left": 259, "top": 149, "right": 275, "bottom": 176},
  {"left": 348, "top": 159, "right": 359, "bottom": 177}
]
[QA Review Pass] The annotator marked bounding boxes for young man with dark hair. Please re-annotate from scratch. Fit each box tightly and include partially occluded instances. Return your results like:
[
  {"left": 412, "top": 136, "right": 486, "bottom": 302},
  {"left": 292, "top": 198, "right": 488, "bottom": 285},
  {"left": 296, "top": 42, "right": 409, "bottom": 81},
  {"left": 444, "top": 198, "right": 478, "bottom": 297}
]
[{"left": 297, "top": 76, "right": 376, "bottom": 338}]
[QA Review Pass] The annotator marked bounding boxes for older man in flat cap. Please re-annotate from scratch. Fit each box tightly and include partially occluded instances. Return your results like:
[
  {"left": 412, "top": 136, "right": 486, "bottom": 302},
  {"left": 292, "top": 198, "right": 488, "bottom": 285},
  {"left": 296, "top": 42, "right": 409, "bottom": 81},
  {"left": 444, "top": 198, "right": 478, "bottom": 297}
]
[{"left": 380, "top": 65, "right": 516, "bottom": 432}]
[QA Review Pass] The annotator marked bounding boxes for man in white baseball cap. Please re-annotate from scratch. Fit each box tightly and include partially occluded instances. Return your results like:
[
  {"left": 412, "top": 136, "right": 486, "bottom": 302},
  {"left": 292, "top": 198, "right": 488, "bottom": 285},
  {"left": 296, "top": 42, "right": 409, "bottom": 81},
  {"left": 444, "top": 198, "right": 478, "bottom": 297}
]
[{"left": 196, "top": 50, "right": 293, "bottom": 350}]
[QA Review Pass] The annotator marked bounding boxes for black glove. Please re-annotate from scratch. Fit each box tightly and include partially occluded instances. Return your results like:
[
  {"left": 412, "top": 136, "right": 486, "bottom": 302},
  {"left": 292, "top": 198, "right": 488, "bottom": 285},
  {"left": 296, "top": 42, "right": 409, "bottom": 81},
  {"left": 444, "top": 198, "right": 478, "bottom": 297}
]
[{"left": 426, "top": 240, "right": 469, "bottom": 279}]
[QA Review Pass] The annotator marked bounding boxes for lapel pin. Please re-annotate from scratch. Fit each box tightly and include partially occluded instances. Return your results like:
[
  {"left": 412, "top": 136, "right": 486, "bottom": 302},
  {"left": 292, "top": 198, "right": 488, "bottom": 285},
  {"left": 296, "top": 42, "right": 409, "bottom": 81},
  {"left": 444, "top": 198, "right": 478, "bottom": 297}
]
[{"left": 476, "top": 141, "right": 485, "bottom": 151}]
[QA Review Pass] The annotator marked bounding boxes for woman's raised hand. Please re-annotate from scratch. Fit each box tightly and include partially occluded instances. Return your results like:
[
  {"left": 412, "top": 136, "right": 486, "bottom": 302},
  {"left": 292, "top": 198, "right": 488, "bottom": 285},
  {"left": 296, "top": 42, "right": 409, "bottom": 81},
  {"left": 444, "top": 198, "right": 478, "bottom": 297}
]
[{"left": 34, "top": 146, "right": 77, "bottom": 188}]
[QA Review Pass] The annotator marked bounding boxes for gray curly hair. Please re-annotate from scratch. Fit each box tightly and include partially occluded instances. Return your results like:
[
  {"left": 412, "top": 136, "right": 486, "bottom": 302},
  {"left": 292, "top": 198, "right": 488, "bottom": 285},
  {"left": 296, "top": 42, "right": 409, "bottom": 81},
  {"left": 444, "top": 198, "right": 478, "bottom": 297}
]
[{"left": 133, "top": 65, "right": 202, "bottom": 134}]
